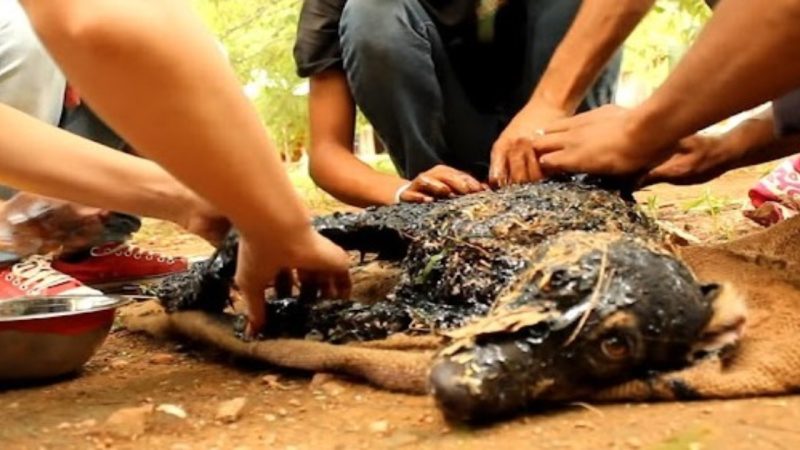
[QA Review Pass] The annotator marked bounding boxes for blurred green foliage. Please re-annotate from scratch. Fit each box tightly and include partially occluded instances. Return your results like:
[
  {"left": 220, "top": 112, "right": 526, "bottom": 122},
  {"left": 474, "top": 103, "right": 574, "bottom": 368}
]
[
  {"left": 193, "top": 0, "right": 307, "bottom": 160},
  {"left": 621, "top": 0, "right": 711, "bottom": 96}
]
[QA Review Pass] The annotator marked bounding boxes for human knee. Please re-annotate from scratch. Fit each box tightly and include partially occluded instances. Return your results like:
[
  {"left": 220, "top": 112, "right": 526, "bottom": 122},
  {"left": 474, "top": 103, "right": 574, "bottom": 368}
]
[{"left": 340, "top": 0, "right": 428, "bottom": 59}]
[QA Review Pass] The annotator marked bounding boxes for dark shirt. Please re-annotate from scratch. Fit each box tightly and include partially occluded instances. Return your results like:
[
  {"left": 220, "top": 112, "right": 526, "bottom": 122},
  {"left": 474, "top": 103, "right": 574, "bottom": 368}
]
[
  {"left": 773, "top": 89, "right": 800, "bottom": 137},
  {"left": 293, "top": 0, "right": 527, "bottom": 110},
  {"left": 294, "top": 0, "right": 345, "bottom": 78}
]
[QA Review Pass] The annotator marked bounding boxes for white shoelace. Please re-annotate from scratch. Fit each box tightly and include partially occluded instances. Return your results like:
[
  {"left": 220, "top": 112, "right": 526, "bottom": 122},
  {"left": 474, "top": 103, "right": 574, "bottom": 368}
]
[
  {"left": 6, "top": 255, "right": 73, "bottom": 294},
  {"left": 90, "top": 243, "right": 176, "bottom": 263}
]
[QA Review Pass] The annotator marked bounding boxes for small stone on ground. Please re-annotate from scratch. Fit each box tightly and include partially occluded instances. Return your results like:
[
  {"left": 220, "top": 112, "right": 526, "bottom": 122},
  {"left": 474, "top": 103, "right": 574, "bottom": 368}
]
[
  {"left": 103, "top": 404, "right": 154, "bottom": 439},
  {"left": 216, "top": 397, "right": 248, "bottom": 423}
]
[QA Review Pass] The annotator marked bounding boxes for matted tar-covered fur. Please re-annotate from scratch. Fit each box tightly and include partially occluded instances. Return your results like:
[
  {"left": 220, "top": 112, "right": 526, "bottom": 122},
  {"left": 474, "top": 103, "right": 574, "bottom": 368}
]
[{"left": 142, "top": 179, "right": 800, "bottom": 422}]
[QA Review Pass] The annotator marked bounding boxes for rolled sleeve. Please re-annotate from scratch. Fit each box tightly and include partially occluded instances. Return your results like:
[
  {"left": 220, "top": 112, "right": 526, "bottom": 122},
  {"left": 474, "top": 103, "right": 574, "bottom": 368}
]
[{"left": 294, "top": 0, "right": 346, "bottom": 77}]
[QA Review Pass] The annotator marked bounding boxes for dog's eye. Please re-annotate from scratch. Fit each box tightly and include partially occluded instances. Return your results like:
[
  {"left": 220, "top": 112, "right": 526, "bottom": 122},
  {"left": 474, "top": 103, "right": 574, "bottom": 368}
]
[{"left": 600, "top": 332, "right": 631, "bottom": 361}]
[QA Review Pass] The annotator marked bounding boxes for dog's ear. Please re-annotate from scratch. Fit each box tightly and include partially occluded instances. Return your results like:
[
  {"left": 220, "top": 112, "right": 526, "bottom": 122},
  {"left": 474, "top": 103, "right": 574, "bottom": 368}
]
[
  {"left": 700, "top": 282, "right": 748, "bottom": 336},
  {"left": 700, "top": 283, "right": 722, "bottom": 301}
]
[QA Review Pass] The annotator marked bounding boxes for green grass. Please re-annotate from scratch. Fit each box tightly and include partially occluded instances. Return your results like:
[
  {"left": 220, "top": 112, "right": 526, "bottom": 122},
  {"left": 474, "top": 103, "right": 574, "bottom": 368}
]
[
  {"left": 651, "top": 427, "right": 713, "bottom": 450},
  {"left": 681, "top": 189, "right": 736, "bottom": 217},
  {"left": 643, "top": 195, "right": 660, "bottom": 219},
  {"left": 681, "top": 188, "right": 744, "bottom": 241}
]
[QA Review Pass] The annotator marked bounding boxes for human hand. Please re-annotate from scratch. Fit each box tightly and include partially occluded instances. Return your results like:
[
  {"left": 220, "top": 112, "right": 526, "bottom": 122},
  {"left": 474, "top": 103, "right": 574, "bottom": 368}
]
[
  {"left": 535, "top": 105, "right": 672, "bottom": 177},
  {"left": 0, "top": 194, "right": 109, "bottom": 257},
  {"left": 396, "top": 165, "right": 487, "bottom": 203},
  {"left": 174, "top": 191, "right": 231, "bottom": 247},
  {"left": 489, "top": 105, "right": 567, "bottom": 187},
  {"left": 234, "top": 228, "right": 351, "bottom": 336},
  {"left": 637, "top": 134, "right": 733, "bottom": 187}
]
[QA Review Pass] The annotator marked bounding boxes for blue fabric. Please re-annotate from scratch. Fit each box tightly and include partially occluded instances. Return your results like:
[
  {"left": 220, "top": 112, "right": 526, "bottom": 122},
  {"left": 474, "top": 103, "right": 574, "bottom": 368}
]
[
  {"left": 0, "top": 250, "right": 19, "bottom": 265},
  {"left": 773, "top": 89, "right": 800, "bottom": 137}
]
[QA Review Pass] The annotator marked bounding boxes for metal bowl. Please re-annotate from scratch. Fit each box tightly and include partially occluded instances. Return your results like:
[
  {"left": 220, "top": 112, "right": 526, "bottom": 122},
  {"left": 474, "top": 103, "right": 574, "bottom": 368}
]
[{"left": 0, "top": 295, "right": 130, "bottom": 382}]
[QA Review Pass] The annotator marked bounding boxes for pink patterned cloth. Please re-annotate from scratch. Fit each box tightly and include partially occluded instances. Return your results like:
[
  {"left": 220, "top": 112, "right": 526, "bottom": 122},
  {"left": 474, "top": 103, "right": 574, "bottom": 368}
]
[{"left": 746, "top": 157, "right": 800, "bottom": 226}]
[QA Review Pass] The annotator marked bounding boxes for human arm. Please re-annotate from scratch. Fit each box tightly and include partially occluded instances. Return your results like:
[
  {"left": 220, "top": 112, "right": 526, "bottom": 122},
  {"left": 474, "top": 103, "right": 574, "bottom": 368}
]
[
  {"left": 21, "top": 0, "right": 350, "bottom": 333},
  {"left": 307, "top": 71, "right": 485, "bottom": 206},
  {"left": 0, "top": 103, "right": 228, "bottom": 243},
  {"left": 489, "top": 0, "right": 654, "bottom": 186},
  {"left": 641, "top": 108, "right": 800, "bottom": 186},
  {"left": 307, "top": 71, "right": 409, "bottom": 206},
  {"left": 297, "top": 1, "right": 410, "bottom": 206},
  {"left": 537, "top": 0, "right": 800, "bottom": 176}
]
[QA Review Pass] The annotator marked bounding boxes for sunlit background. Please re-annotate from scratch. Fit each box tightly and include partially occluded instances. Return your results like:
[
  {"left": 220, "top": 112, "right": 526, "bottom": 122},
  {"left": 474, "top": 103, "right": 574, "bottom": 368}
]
[{"left": 190, "top": 0, "right": 763, "bottom": 211}]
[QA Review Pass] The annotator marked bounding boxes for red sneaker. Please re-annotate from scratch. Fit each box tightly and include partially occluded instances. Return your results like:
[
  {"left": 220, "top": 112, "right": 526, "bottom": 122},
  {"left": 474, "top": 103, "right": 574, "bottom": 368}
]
[
  {"left": 0, "top": 255, "right": 102, "bottom": 299},
  {"left": 52, "top": 242, "right": 189, "bottom": 289}
]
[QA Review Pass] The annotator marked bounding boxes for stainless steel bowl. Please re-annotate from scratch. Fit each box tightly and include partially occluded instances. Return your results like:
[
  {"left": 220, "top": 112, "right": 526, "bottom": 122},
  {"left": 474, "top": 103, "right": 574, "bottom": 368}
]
[{"left": 0, "top": 295, "right": 131, "bottom": 381}]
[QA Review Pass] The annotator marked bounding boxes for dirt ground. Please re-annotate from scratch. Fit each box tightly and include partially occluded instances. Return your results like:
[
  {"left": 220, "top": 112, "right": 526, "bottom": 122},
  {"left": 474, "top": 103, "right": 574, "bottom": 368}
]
[{"left": 2, "top": 165, "right": 800, "bottom": 450}]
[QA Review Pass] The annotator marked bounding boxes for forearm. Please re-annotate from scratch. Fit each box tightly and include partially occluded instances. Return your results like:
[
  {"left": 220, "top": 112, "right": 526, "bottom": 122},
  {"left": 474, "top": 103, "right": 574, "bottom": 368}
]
[
  {"left": 738, "top": 135, "right": 800, "bottom": 170},
  {"left": 530, "top": 0, "right": 654, "bottom": 112},
  {"left": 720, "top": 109, "right": 800, "bottom": 170},
  {"left": 308, "top": 71, "right": 406, "bottom": 207},
  {"left": 22, "top": 0, "right": 310, "bottom": 239},
  {"left": 309, "top": 146, "right": 407, "bottom": 207},
  {"left": 631, "top": 0, "right": 800, "bottom": 150},
  {"left": 0, "top": 104, "right": 192, "bottom": 222}
]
